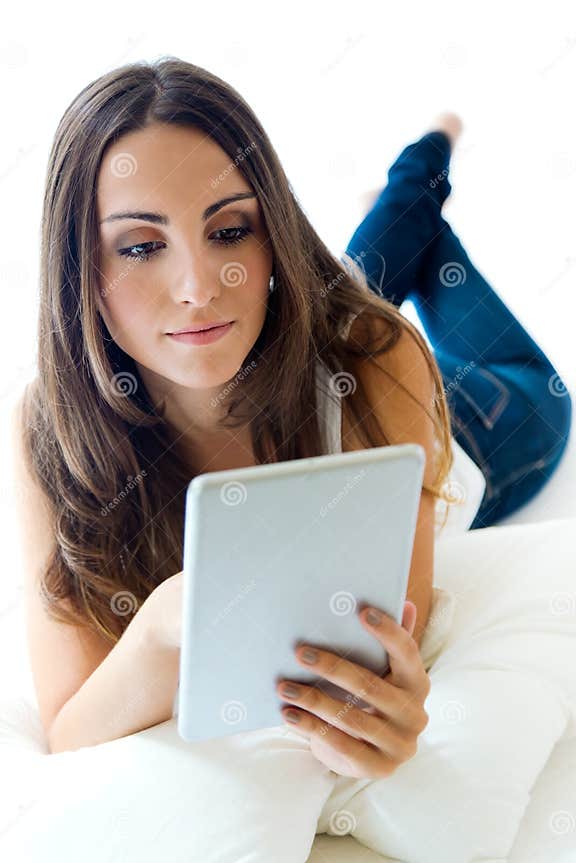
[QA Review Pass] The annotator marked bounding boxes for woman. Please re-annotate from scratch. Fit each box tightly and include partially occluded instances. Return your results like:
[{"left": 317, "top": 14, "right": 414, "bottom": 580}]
[{"left": 12, "top": 56, "right": 573, "bottom": 861}]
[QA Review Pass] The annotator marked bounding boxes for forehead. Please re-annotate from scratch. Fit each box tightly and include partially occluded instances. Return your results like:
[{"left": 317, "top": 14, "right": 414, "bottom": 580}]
[{"left": 96, "top": 123, "right": 252, "bottom": 220}]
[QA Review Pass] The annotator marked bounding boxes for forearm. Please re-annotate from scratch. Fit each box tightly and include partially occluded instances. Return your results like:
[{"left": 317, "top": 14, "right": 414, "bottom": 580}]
[{"left": 48, "top": 593, "right": 180, "bottom": 754}]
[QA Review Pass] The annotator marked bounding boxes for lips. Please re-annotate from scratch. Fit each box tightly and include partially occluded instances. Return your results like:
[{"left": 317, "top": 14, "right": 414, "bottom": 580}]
[{"left": 169, "top": 321, "right": 233, "bottom": 335}]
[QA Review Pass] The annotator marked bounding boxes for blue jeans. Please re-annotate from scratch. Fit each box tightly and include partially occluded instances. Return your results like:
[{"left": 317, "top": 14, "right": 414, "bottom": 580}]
[{"left": 342, "top": 130, "right": 572, "bottom": 529}]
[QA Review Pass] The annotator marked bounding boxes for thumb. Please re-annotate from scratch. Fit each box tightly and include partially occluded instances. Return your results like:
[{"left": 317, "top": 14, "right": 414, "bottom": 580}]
[{"left": 402, "top": 601, "right": 418, "bottom": 637}]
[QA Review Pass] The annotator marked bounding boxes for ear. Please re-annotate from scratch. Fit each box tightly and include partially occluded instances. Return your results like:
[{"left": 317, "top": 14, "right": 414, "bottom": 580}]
[
  {"left": 94, "top": 287, "right": 105, "bottom": 317},
  {"left": 94, "top": 286, "right": 110, "bottom": 328}
]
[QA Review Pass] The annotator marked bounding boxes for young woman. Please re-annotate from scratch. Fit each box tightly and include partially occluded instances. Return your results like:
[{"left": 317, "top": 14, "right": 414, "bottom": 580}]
[{"left": 11, "top": 56, "right": 573, "bottom": 860}]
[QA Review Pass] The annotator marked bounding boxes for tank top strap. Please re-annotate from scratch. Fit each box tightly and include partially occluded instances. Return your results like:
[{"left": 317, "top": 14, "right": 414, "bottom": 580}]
[{"left": 315, "top": 360, "right": 343, "bottom": 455}]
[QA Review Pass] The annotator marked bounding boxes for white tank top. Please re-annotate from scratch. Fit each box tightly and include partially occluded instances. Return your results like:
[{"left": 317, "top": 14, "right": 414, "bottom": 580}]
[{"left": 314, "top": 358, "right": 486, "bottom": 542}]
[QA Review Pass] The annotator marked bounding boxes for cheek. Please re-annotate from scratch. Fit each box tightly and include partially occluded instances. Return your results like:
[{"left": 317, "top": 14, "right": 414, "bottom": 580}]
[{"left": 99, "top": 282, "right": 156, "bottom": 345}]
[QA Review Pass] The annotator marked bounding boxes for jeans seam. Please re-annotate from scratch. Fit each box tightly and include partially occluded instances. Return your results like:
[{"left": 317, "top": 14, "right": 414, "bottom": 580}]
[
  {"left": 488, "top": 450, "right": 561, "bottom": 499},
  {"left": 456, "top": 367, "right": 512, "bottom": 431}
]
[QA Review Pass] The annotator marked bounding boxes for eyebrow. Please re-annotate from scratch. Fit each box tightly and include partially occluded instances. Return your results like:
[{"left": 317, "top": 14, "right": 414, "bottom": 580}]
[{"left": 99, "top": 191, "right": 257, "bottom": 225}]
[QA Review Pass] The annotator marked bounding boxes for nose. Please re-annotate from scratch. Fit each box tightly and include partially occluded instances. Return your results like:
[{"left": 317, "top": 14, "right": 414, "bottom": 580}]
[{"left": 168, "top": 244, "right": 223, "bottom": 308}]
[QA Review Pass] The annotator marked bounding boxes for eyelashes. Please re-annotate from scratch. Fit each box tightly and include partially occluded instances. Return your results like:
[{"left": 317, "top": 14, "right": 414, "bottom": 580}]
[{"left": 117, "top": 225, "right": 254, "bottom": 263}]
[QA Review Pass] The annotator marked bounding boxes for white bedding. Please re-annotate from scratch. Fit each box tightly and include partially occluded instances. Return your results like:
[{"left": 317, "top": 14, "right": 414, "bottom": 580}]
[{"left": 1, "top": 514, "right": 576, "bottom": 862}]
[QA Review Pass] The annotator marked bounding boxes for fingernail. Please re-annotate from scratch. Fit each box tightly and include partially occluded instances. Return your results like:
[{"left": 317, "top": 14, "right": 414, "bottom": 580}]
[
  {"left": 301, "top": 648, "right": 318, "bottom": 665},
  {"left": 366, "top": 608, "right": 382, "bottom": 626},
  {"left": 284, "top": 709, "right": 301, "bottom": 724},
  {"left": 281, "top": 683, "right": 301, "bottom": 698}
]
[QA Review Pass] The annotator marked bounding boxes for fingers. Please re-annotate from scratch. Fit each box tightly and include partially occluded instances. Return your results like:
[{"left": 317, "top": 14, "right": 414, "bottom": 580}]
[
  {"left": 279, "top": 643, "right": 427, "bottom": 737},
  {"left": 360, "top": 605, "right": 430, "bottom": 695}
]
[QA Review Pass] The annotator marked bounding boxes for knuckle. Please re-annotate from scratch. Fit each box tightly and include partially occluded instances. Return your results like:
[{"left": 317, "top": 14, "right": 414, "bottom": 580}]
[
  {"left": 407, "top": 702, "right": 429, "bottom": 733},
  {"left": 348, "top": 706, "right": 370, "bottom": 735},
  {"left": 405, "top": 632, "right": 420, "bottom": 657},
  {"left": 391, "top": 729, "right": 418, "bottom": 762},
  {"left": 394, "top": 689, "right": 414, "bottom": 717},
  {"left": 361, "top": 670, "right": 385, "bottom": 699},
  {"left": 404, "top": 738, "right": 418, "bottom": 760},
  {"left": 303, "top": 686, "right": 321, "bottom": 710},
  {"left": 379, "top": 758, "right": 399, "bottom": 778}
]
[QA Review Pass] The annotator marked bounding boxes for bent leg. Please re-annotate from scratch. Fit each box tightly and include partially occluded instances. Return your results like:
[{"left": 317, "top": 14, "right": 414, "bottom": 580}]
[
  {"left": 342, "top": 130, "right": 453, "bottom": 307},
  {"left": 414, "top": 222, "right": 572, "bottom": 527},
  {"left": 342, "top": 126, "right": 572, "bottom": 527},
  {"left": 315, "top": 518, "right": 576, "bottom": 862}
]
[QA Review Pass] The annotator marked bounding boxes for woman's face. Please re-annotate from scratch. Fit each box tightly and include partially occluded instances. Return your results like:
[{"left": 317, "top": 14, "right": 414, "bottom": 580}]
[{"left": 95, "top": 122, "right": 273, "bottom": 434}]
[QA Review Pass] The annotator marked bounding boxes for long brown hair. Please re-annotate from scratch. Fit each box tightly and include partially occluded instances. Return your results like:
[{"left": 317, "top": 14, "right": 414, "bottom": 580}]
[{"left": 22, "top": 56, "right": 459, "bottom": 646}]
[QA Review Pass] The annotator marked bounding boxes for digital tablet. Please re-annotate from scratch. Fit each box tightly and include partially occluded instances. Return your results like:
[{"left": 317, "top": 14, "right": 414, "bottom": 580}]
[{"left": 176, "top": 442, "right": 425, "bottom": 744}]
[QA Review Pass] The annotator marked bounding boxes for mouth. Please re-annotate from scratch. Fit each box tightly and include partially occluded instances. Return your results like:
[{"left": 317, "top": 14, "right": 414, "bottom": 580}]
[
  {"left": 168, "top": 320, "right": 234, "bottom": 335},
  {"left": 167, "top": 321, "right": 235, "bottom": 345}
]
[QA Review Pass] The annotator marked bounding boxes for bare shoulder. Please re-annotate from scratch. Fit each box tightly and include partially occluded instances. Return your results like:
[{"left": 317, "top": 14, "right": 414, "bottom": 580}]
[
  {"left": 347, "top": 311, "right": 434, "bottom": 391},
  {"left": 343, "top": 313, "right": 439, "bottom": 489}
]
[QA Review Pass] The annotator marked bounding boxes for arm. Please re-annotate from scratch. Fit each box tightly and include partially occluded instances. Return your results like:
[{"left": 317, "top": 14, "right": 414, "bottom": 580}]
[
  {"left": 10, "top": 390, "right": 181, "bottom": 755},
  {"left": 48, "top": 590, "right": 180, "bottom": 754},
  {"left": 348, "top": 322, "right": 439, "bottom": 648}
]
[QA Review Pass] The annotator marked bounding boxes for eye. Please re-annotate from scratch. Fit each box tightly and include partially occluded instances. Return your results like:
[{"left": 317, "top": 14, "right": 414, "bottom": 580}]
[
  {"left": 117, "top": 240, "right": 165, "bottom": 262},
  {"left": 116, "top": 225, "right": 253, "bottom": 263},
  {"left": 210, "top": 226, "right": 253, "bottom": 246}
]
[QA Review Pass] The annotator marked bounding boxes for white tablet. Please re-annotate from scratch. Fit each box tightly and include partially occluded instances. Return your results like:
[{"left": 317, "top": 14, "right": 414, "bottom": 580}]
[{"left": 176, "top": 442, "right": 425, "bottom": 744}]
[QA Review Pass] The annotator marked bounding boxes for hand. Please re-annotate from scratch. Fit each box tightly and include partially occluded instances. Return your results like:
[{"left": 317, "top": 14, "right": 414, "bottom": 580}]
[{"left": 276, "top": 601, "right": 431, "bottom": 779}]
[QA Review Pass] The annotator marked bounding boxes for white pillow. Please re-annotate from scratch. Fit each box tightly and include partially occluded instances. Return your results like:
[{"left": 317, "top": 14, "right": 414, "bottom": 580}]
[
  {"left": 316, "top": 516, "right": 576, "bottom": 862},
  {"left": 1, "top": 518, "right": 575, "bottom": 863}
]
